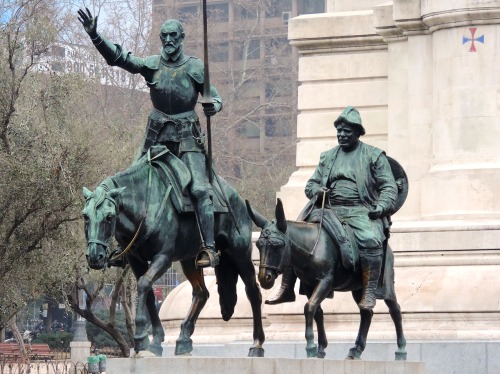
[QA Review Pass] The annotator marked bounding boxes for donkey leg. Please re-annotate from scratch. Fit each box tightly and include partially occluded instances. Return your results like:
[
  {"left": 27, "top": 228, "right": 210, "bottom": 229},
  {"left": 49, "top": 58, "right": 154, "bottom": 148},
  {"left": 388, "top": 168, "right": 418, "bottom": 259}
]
[
  {"left": 237, "top": 259, "right": 265, "bottom": 357},
  {"left": 304, "top": 278, "right": 332, "bottom": 358},
  {"left": 347, "top": 289, "right": 373, "bottom": 360},
  {"left": 130, "top": 255, "right": 171, "bottom": 353},
  {"left": 385, "top": 298, "right": 407, "bottom": 361},
  {"left": 174, "top": 259, "right": 209, "bottom": 355},
  {"left": 314, "top": 305, "right": 328, "bottom": 359}
]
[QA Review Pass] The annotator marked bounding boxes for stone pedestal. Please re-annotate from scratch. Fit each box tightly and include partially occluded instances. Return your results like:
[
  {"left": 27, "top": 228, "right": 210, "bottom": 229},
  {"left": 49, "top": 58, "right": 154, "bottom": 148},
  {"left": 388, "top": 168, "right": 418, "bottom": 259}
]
[
  {"left": 70, "top": 340, "right": 91, "bottom": 367},
  {"left": 70, "top": 319, "right": 91, "bottom": 367},
  {"left": 107, "top": 357, "right": 425, "bottom": 374}
]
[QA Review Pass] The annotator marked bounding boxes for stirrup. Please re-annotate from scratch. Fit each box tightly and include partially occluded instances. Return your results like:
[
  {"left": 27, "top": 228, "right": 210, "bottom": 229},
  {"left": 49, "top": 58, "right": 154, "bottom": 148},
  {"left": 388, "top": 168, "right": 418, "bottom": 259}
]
[{"left": 195, "top": 247, "right": 220, "bottom": 268}]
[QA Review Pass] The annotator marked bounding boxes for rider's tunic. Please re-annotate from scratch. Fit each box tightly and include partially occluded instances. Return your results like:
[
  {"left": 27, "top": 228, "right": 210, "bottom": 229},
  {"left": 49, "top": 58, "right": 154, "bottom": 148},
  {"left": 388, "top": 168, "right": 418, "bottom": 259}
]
[{"left": 304, "top": 142, "right": 397, "bottom": 250}]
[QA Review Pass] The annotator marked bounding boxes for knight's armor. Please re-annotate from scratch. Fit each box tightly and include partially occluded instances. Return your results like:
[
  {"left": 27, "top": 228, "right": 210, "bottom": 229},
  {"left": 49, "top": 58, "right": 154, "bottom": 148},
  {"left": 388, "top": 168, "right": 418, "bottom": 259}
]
[{"left": 89, "top": 31, "right": 222, "bottom": 268}]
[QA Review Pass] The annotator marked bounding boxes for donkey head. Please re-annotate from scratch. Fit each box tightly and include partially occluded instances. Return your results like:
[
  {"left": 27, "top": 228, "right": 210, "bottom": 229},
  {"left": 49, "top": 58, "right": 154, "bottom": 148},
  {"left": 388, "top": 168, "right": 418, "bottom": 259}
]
[{"left": 246, "top": 198, "right": 288, "bottom": 289}]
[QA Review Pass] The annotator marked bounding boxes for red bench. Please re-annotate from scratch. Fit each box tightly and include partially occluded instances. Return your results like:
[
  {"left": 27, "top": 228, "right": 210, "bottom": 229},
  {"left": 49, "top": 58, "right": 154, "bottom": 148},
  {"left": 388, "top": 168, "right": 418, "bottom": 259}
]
[
  {"left": 0, "top": 343, "right": 55, "bottom": 361},
  {"left": 28, "top": 344, "right": 55, "bottom": 360},
  {"left": 0, "top": 343, "right": 23, "bottom": 361}
]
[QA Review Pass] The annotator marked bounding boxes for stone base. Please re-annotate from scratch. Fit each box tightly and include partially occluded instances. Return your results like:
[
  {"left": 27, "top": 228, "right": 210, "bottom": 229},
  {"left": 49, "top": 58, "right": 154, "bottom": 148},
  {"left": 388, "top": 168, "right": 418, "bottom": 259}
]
[
  {"left": 107, "top": 356, "right": 425, "bottom": 374},
  {"left": 70, "top": 340, "right": 91, "bottom": 367},
  {"left": 158, "top": 341, "right": 499, "bottom": 374}
]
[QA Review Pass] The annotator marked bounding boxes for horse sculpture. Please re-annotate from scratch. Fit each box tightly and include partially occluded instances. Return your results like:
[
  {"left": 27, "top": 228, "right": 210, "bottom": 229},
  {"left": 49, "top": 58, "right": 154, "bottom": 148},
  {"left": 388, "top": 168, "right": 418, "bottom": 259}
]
[
  {"left": 246, "top": 198, "right": 406, "bottom": 360},
  {"left": 82, "top": 147, "right": 265, "bottom": 357}
]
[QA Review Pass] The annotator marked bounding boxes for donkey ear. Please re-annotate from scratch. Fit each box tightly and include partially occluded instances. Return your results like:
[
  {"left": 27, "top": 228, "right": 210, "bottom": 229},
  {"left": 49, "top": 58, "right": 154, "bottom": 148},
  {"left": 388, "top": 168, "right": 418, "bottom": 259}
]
[
  {"left": 275, "top": 198, "right": 287, "bottom": 233},
  {"left": 109, "top": 187, "right": 126, "bottom": 199},
  {"left": 245, "top": 200, "right": 268, "bottom": 229},
  {"left": 83, "top": 187, "right": 93, "bottom": 200}
]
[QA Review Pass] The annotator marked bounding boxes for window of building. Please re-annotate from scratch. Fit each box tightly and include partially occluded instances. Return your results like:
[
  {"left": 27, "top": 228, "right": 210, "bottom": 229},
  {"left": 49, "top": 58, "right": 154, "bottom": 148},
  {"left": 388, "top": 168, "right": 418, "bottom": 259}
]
[
  {"left": 298, "top": 0, "right": 325, "bottom": 15},
  {"left": 235, "top": 4, "right": 257, "bottom": 19},
  {"left": 237, "top": 119, "right": 260, "bottom": 138},
  {"left": 178, "top": 5, "right": 199, "bottom": 22},
  {"left": 210, "top": 42, "right": 229, "bottom": 62},
  {"left": 265, "top": 116, "right": 292, "bottom": 137},
  {"left": 265, "top": 79, "right": 292, "bottom": 98},
  {"left": 235, "top": 39, "right": 260, "bottom": 60},
  {"left": 207, "top": 3, "right": 229, "bottom": 22},
  {"left": 266, "top": 0, "right": 291, "bottom": 18}
]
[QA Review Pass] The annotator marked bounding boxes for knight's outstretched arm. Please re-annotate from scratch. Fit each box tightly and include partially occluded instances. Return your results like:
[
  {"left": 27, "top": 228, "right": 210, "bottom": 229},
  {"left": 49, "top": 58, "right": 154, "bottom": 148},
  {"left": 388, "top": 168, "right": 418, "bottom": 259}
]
[{"left": 77, "top": 8, "right": 144, "bottom": 74}]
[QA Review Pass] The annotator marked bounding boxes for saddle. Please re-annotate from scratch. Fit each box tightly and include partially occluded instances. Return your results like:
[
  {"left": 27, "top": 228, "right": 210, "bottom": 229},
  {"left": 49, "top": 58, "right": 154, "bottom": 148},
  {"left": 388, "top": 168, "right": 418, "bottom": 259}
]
[
  {"left": 297, "top": 199, "right": 359, "bottom": 272},
  {"left": 140, "top": 146, "right": 229, "bottom": 214}
]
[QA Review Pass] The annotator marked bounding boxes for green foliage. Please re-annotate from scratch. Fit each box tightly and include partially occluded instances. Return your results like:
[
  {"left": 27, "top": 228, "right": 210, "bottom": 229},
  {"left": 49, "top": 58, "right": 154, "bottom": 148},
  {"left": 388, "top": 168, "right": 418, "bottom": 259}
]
[
  {"left": 85, "top": 309, "right": 130, "bottom": 349},
  {"left": 33, "top": 331, "right": 74, "bottom": 350}
]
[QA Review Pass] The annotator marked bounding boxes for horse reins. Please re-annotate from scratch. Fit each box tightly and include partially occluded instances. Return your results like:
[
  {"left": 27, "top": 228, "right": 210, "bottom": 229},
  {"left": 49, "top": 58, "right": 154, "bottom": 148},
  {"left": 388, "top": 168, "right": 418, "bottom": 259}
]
[{"left": 109, "top": 149, "right": 172, "bottom": 261}]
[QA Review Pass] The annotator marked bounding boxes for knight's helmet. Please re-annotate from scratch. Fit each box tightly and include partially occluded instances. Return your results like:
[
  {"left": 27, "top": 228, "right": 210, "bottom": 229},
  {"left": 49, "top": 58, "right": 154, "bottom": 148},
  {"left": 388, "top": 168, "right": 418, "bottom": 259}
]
[{"left": 334, "top": 106, "right": 366, "bottom": 136}]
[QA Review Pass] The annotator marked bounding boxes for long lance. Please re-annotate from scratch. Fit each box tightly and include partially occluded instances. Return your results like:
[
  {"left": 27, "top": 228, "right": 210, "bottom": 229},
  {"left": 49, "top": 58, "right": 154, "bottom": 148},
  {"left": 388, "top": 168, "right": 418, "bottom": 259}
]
[
  {"left": 200, "top": 0, "right": 241, "bottom": 235},
  {"left": 200, "top": 0, "right": 213, "bottom": 184}
]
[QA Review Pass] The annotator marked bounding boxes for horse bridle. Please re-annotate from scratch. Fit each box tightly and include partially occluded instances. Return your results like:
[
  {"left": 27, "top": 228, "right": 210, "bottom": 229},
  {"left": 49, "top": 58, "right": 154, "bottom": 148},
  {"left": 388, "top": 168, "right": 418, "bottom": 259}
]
[{"left": 85, "top": 195, "right": 119, "bottom": 258}]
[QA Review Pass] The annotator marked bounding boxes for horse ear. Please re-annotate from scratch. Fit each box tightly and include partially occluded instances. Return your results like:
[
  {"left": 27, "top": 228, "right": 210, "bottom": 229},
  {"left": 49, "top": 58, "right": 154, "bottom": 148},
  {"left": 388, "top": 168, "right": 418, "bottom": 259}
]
[
  {"left": 83, "top": 187, "right": 93, "bottom": 200},
  {"left": 275, "top": 198, "right": 287, "bottom": 233},
  {"left": 109, "top": 187, "right": 126, "bottom": 199},
  {"left": 245, "top": 200, "right": 268, "bottom": 229}
]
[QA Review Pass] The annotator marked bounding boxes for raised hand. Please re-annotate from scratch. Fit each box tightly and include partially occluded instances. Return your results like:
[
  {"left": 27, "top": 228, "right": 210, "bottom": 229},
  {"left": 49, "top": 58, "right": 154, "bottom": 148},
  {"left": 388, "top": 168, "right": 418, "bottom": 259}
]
[{"left": 77, "top": 8, "right": 98, "bottom": 38}]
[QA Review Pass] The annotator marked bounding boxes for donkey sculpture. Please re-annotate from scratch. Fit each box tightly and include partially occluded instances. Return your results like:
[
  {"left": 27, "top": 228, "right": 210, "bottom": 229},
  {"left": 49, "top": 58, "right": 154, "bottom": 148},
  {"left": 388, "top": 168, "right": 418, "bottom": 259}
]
[{"left": 246, "top": 198, "right": 406, "bottom": 360}]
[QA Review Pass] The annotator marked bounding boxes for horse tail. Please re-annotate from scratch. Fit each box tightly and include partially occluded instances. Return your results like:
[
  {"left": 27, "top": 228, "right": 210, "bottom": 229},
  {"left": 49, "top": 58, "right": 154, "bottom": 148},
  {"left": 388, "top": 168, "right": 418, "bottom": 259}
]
[{"left": 214, "top": 253, "right": 239, "bottom": 321}]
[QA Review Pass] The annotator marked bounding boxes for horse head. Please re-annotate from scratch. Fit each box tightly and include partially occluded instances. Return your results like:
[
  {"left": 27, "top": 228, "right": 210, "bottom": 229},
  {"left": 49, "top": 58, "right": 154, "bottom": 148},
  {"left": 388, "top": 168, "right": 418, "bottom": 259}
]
[
  {"left": 82, "top": 185, "right": 125, "bottom": 269},
  {"left": 246, "top": 199, "right": 289, "bottom": 290}
]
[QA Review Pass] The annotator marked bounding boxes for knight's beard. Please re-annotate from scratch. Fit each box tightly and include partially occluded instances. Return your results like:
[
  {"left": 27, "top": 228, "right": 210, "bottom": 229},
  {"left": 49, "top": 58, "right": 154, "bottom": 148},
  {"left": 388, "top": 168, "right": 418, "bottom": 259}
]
[{"left": 163, "top": 43, "right": 182, "bottom": 56}]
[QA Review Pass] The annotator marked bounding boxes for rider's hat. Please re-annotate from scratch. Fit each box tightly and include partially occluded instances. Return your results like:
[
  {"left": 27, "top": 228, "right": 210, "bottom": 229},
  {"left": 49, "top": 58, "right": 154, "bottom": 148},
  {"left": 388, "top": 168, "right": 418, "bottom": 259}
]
[{"left": 334, "top": 106, "right": 366, "bottom": 136}]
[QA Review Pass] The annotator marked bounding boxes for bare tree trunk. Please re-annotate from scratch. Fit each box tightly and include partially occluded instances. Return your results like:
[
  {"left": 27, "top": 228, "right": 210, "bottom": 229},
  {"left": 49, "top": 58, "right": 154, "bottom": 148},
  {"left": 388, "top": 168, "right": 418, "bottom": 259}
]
[
  {"left": 9, "top": 317, "right": 28, "bottom": 363},
  {"left": 67, "top": 268, "right": 132, "bottom": 357}
]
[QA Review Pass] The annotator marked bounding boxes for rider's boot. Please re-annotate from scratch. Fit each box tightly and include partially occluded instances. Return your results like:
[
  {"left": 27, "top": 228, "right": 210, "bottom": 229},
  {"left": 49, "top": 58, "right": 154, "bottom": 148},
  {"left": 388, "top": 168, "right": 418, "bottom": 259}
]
[
  {"left": 265, "top": 266, "right": 297, "bottom": 305},
  {"left": 358, "top": 248, "right": 383, "bottom": 310},
  {"left": 194, "top": 197, "right": 219, "bottom": 268}
]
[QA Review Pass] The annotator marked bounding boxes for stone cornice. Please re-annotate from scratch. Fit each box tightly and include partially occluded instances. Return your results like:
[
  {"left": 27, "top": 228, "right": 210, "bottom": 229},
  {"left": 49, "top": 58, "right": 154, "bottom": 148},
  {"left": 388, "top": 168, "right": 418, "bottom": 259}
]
[
  {"left": 288, "top": 11, "right": 386, "bottom": 54},
  {"left": 374, "top": 1, "right": 500, "bottom": 41}
]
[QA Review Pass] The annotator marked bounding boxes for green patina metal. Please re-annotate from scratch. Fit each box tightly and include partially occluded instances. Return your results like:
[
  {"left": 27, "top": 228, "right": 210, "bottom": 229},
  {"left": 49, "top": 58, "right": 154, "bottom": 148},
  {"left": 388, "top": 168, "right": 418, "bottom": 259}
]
[{"left": 82, "top": 148, "right": 265, "bottom": 357}]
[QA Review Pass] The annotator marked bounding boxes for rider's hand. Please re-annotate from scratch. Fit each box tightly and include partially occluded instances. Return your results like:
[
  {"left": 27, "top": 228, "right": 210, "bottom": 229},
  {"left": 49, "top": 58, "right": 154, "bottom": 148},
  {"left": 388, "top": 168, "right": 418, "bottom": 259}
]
[
  {"left": 202, "top": 102, "right": 217, "bottom": 117},
  {"left": 316, "top": 187, "right": 330, "bottom": 199},
  {"left": 368, "top": 205, "right": 384, "bottom": 220},
  {"left": 77, "top": 8, "right": 98, "bottom": 38}
]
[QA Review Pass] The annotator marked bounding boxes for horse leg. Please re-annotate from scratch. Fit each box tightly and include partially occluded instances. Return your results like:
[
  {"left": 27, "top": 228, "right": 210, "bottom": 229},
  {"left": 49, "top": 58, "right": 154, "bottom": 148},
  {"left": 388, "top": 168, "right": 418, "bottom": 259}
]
[
  {"left": 131, "top": 254, "right": 171, "bottom": 353},
  {"left": 313, "top": 305, "right": 328, "bottom": 359},
  {"left": 174, "top": 259, "right": 209, "bottom": 355},
  {"left": 236, "top": 260, "right": 265, "bottom": 357},
  {"left": 385, "top": 298, "right": 407, "bottom": 360},
  {"left": 304, "top": 278, "right": 332, "bottom": 358},
  {"left": 146, "top": 288, "right": 165, "bottom": 356},
  {"left": 347, "top": 289, "right": 373, "bottom": 360}
]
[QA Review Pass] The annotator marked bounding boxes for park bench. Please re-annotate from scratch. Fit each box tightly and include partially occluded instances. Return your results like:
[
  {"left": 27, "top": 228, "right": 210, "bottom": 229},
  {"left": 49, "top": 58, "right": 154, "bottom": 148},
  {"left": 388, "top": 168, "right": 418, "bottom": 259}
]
[
  {"left": 0, "top": 342, "right": 23, "bottom": 362},
  {"left": 0, "top": 343, "right": 55, "bottom": 362},
  {"left": 28, "top": 343, "right": 55, "bottom": 360}
]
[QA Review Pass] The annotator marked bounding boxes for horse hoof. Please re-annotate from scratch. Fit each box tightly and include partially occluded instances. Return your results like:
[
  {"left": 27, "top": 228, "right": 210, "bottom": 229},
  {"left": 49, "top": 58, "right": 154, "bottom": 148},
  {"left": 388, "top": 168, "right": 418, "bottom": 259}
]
[
  {"left": 175, "top": 338, "right": 193, "bottom": 355},
  {"left": 306, "top": 344, "right": 318, "bottom": 358},
  {"left": 150, "top": 344, "right": 163, "bottom": 357},
  {"left": 346, "top": 347, "right": 362, "bottom": 360},
  {"left": 395, "top": 351, "right": 407, "bottom": 361},
  {"left": 317, "top": 349, "right": 326, "bottom": 359},
  {"left": 135, "top": 337, "right": 150, "bottom": 352},
  {"left": 248, "top": 347, "right": 265, "bottom": 357}
]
